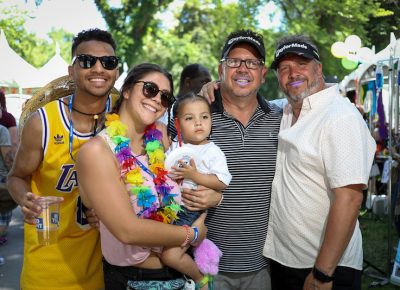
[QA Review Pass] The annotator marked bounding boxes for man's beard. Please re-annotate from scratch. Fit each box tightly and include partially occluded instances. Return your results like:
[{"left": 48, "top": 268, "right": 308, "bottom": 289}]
[{"left": 283, "top": 76, "right": 322, "bottom": 103}]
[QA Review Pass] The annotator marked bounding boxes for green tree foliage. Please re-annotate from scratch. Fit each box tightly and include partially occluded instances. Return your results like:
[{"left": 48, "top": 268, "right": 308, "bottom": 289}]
[
  {"left": 47, "top": 28, "right": 74, "bottom": 62},
  {"left": 0, "top": 0, "right": 71, "bottom": 68},
  {"left": 144, "top": 1, "right": 247, "bottom": 78},
  {"left": 94, "top": 0, "right": 174, "bottom": 67},
  {"left": 156, "top": 0, "right": 280, "bottom": 99},
  {"left": 0, "top": 1, "right": 47, "bottom": 67},
  {"left": 93, "top": 0, "right": 398, "bottom": 98},
  {"left": 365, "top": 0, "right": 399, "bottom": 52},
  {"left": 4, "top": 0, "right": 397, "bottom": 100},
  {"left": 96, "top": 0, "right": 277, "bottom": 98}
]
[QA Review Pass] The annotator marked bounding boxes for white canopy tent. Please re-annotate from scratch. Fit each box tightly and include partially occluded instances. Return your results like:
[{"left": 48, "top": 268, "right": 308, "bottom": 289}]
[
  {"left": 0, "top": 30, "right": 39, "bottom": 89},
  {"left": 37, "top": 42, "right": 69, "bottom": 87}
]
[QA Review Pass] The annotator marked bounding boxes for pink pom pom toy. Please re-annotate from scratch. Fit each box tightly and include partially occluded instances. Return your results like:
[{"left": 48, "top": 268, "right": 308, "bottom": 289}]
[{"left": 193, "top": 238, "right": 222, "bottom": 276}]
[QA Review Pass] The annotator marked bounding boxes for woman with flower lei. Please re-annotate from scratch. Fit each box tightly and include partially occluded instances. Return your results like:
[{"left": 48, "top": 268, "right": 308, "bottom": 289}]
[{"left": 76, "top": 63, "right": 207, "bottom": 290}]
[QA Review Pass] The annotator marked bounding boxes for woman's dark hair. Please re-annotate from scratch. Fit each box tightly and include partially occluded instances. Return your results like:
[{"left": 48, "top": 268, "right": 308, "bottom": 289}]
[
  {"left": 113, "top": 63, "right": 174, "bottom": 113},
  {"left": 172, "top": 92, "right": 211, "bottom": 118},
  {"left": 0, "top": 90, "right": 6, "bottom": 111},
  {"left": 179, "top": 64, "right": 209, "bottom": 87}
]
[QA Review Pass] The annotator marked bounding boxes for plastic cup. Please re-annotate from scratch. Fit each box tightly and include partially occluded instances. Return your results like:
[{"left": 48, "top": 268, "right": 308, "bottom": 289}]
[{"left": 35, "top": 196, "right": 61, "bottom": 246}]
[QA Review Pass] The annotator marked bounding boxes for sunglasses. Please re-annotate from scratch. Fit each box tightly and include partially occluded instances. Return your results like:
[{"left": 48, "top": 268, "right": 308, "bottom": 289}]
[
  {"left": 71, "top": 54, "right": 119, "bottom": 70},
  {"left": 134, "top": 81, "right": 175, "bottom": 108}
]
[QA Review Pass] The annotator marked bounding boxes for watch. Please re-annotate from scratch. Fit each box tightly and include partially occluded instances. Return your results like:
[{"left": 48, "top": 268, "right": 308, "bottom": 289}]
[{"left": 312, "top": 266, "right": 334, "bottom": 283}]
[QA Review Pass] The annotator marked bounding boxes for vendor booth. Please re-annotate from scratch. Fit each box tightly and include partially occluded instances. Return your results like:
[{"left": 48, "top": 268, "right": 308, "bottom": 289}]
[
  {"left": 340, "top": 32, "right": 400, "bottom": 285},
  {"left": 340, "top": 33, "right": 399, "bottom": 199}
]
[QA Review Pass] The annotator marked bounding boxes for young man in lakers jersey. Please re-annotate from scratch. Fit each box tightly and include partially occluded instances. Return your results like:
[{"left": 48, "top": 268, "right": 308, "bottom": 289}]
[{"left": 7, "top": 28, "right": 119, "bottom": 290}]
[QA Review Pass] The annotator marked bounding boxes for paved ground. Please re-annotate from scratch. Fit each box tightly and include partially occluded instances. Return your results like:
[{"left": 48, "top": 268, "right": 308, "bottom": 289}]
[{"left": 0, "top": 207, "right": 23, "bottom": 290}]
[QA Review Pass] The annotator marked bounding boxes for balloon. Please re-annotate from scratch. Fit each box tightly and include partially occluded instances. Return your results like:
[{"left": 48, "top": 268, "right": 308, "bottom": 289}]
[
  {"left": 345, "top": 35, "right": 362, "bottom": 50},
  {"left": 346, "top": 51, "right": 359, "bottom": 62},
  {"left": 331, "top": 42, "right": 347, "bottom": 58},
  {"left": 358, "top": 47, "right": 374, "bottom": 63},
  {"left": 341, "top": 57, "right": 358, "bottom": 70}
]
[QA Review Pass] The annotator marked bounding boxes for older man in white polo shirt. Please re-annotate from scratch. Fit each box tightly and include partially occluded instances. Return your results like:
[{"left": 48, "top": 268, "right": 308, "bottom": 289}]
[{"left": 263, "top": 35, "right": 376, "bottom": 290}]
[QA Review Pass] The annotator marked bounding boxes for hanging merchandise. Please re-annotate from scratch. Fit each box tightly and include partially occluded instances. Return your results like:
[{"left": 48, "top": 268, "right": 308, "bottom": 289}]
[
  {"left": 363, "top": 90, "right": 373, "bottom": 113},
  {"left": 376, "top": 64, "right": 384, "bottom": 92},
  {"left": 339, "top": 33, "right": 400, "bottom": 287},
  {"left": 369, "top": 81, "right": 377, "bottom": 116},
  {"left": 375, "top": 65, "right": 388, "bottom": 140}
]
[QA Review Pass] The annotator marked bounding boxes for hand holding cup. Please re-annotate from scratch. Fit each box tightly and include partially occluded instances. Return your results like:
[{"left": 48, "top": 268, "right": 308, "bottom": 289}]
[{"left": 35, "top": 196, "right": 63, "bottom": 246}]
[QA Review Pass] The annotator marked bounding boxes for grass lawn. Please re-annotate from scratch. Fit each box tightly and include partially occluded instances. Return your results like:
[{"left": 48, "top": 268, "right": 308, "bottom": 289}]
[{"left": 361, "top": 212, "right": 400, "bottom": 289}]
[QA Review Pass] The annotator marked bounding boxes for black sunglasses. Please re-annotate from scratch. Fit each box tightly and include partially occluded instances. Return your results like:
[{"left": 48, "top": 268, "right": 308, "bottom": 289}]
[
  {"left": 71, "top": 54, "right": 119, "bottom": 70},
  {"left": 134, "top": 81, "right": 175, "bottom": 108}
]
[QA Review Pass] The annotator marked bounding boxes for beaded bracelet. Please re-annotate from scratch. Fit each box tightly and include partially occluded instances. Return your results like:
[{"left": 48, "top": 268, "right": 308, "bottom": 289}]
[
  {"left": 190, "top": 226, "right": 199, "bottom": 245},
  {"left": 181, "top": 225, "right": 191, "bottom": 247}
]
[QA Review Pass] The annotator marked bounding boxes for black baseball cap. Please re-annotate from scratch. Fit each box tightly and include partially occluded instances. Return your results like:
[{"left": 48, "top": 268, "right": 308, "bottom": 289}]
[
  {"left": 270, "top": 41, "right": 320, "bottom": 70},
  {"left": 221, "top": 35, "right": 266, "bottom": 61}
]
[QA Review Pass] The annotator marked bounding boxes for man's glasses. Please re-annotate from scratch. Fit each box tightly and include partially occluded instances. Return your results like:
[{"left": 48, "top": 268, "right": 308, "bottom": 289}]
[
  {"left": 221, "top": 58, "right": 264, "bottom": 70},
  {"left": 134, "top": 81, "right": 175, "bottom": 108},
  {"left": 71, "top": 54, "right": 119, "bottom": 70}
]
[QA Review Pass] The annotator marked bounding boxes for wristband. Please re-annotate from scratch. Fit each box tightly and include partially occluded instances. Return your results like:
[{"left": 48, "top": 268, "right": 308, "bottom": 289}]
[
  {"left": 216, "top": 195, "right": 224, "bottom": 207},
  {"left": 190, "top": 226, "right": 199, "bottom": 245},
  {"left": 312, "top": 266, "right": 334, "bottom": 283},
  {"left": 181, "top": 225, "right": 191, "bottom": 247}
]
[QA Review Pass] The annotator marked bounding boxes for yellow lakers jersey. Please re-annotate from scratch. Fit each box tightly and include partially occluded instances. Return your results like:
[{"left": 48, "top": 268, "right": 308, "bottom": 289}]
[{"left": 21, "top": 96, "right": 113, "bottom": 290}]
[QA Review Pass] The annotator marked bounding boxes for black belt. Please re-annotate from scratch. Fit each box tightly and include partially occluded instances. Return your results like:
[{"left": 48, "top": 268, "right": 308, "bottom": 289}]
[{"left": 103, "top": 258, "right": 183, "bottom": 281}]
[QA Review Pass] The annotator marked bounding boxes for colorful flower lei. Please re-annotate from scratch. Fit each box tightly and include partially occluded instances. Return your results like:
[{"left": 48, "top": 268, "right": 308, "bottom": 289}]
[{"left": 105, "top": 113, "right": 181, "bottom": 224}]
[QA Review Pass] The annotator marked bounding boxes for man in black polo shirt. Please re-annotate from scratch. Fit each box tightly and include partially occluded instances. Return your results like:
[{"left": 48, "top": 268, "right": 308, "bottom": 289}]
[{"left": 174, "top": 29, "right": 281, "bottom": 290}]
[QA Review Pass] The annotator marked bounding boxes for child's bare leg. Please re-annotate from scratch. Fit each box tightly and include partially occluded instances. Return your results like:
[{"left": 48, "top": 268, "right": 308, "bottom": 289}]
[{"left": 161, "top": 246, "right": 207, "bottom": 289}]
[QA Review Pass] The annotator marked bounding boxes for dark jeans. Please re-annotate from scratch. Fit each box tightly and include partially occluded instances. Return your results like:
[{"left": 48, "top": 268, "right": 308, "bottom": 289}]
[
  {"left": 174, "top": 207, "right": 202, "bottom": 226},
  {"left": 103, "top": 258, "right": 183, "bottom": 290},
  {"left": 270, "top": 260, "right": 361, "bottom": 290}
]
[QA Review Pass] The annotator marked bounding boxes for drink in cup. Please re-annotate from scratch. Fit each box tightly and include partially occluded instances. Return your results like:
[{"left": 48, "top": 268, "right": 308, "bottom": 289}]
[{"left": 35, "top": 196, "right": 61, "bottom": 245}]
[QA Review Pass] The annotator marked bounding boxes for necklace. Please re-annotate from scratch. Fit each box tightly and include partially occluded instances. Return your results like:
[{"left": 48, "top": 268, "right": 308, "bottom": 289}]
[
  {"left": 62, "top": 99, "right": 107, "bottom": 117},
  {"left": 105, "top": 113, "right": 181, "bottom": 223},
  {"left": 65, "top": 96, "right": 108, "bottom": 136},
  {"left": 67, "top": 95, "right": 109, "bottom": 160}
]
